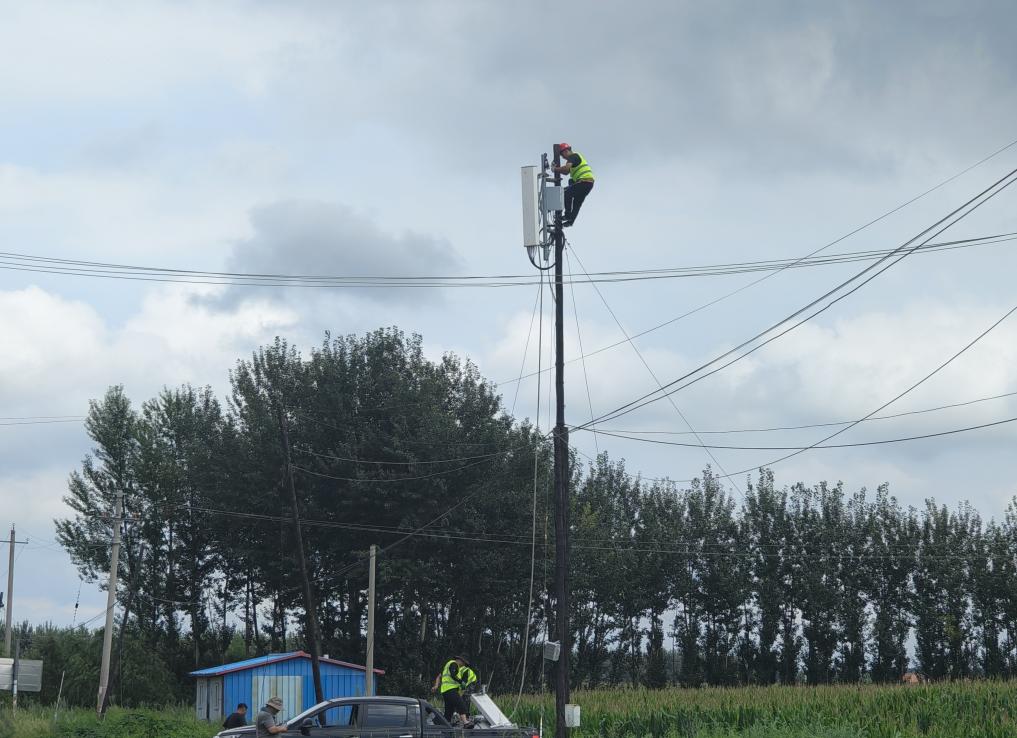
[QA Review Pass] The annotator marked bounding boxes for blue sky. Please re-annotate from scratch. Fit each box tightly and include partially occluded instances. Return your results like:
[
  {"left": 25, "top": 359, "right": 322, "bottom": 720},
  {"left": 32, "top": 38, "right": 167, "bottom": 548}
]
[{"left": 2, "top": 0, "right": 1017, "bottom": 627}]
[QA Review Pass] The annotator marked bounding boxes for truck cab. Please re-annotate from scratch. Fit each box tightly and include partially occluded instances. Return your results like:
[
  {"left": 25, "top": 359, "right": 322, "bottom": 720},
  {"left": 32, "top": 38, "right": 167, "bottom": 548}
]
[{"left": 216, "top": 696, "right": 536, "bottom": 738}]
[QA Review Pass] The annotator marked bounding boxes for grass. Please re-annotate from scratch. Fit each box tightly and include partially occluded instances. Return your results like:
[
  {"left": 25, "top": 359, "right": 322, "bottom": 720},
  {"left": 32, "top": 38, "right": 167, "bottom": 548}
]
[
  {"left": 0, "top": 706, "right": 216, "bottom": 738},
  {"left": 3, "top": 681, "right": 1017, "bottom": 737},
  {"left": 509, "top": 680, "right": 1017, "bottom": 737}
]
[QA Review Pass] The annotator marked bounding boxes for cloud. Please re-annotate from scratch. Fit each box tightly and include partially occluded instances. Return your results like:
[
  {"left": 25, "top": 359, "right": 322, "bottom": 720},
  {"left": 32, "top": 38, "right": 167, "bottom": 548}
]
[
  {"left": 208, "top": 200, "right": 463, "bottom": 306},
  {"left": 0, "top": 285, "right": 299, "bottom": 475}
]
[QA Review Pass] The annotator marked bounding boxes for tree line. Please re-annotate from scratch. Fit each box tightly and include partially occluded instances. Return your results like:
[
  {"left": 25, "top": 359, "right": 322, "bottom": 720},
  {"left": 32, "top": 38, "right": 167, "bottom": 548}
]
[{"left": 33, "top": 327, "right": 1017, "bottom": 708}]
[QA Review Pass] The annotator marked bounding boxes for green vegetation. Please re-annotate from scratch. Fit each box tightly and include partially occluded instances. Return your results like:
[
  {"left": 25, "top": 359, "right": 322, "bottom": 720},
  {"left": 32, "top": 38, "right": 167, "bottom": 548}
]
[
  {"left": 512, "top": 681, "right": 1017, "bottom": 737},
  {"left": 0, "top": 707, "right": 214, "bottom": 738},
  {"left": 24, "top": 327, "right": 1017, "bottom": 708}
]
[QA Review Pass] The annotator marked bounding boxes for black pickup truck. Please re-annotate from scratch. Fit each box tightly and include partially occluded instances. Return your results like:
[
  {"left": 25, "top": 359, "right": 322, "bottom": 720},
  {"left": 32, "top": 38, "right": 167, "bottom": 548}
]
[{"left": 214, "top": 696, "right": 538, "bottom": 738}]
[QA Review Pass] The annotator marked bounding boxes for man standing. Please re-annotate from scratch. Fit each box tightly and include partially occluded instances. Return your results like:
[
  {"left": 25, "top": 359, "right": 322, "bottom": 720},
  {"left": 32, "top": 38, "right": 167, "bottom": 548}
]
[
  {"left": 223, "top": 703, "right": 248, "bottom": 730},
  {"left": 256, "top": 696, "right": 288, "bottom": 737},
  {"left": 551, "top": 143, "right": 595, "bottom": 227},
  {"left": 459, "top": 663, "right": 478, "bottom": 698},
  {"left": 432, "top": 655, "right": 470, "bottom": 723}
]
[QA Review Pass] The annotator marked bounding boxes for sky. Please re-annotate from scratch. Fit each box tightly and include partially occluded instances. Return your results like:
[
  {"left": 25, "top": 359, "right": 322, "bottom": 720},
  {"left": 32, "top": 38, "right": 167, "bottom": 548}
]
[{"left": 2, "top": 0, "right": 1017, "bottom": 630}]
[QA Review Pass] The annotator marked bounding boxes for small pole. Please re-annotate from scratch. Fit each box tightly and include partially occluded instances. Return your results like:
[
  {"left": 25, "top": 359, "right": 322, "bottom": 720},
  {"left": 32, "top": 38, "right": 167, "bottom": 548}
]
[
  {"left": 54, "top": 670, "right": 66, "bottom": 722},
  {"left": 97, "top": 492, "right": 124, "bottom": 716},
  {"left": 12, "top": 634, "right": 19, "bottom": 714},
  {"left": 365, "top": 544, "right": 377, "bottom": 696},
  {"left": 277, "top": 406, "right": 326, "bottom": 709},
  {"left": 4, "top": 525, "right": 14, "bottom": 657}
]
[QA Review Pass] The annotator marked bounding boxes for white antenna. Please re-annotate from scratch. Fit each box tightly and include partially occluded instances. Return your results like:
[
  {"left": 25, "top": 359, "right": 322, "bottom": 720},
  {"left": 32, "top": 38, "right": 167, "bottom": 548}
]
[
  {"left": 521, "top": 166, "right": 540, "bottom": 261},
  {"left": 521, "top": 154, "right": 562, "bottom": 267}
]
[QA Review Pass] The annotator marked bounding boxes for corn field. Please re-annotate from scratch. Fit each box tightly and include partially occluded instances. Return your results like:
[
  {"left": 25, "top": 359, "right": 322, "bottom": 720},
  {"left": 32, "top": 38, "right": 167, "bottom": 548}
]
[{"left": 509, "top": 680, "right": 1017, "bottom": 737}]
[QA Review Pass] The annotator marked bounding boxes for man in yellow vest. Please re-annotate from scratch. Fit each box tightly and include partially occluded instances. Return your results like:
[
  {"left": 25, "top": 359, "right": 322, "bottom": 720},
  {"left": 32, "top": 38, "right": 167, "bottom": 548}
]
[
  {"left": 551, "top": 142, "right": 595, "bottom": 227},
  {"left": 432, "top": 655, "right": 472, "bottom": 724},
  {"left": 459, "top": 663, "right": 478, "bottom": 698}
]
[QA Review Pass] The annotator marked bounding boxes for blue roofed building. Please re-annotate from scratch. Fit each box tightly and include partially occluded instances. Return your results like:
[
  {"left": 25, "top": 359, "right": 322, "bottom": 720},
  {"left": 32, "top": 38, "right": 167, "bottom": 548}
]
[{"left": 189, "top": 651, "right": 384, "bottom": 724}]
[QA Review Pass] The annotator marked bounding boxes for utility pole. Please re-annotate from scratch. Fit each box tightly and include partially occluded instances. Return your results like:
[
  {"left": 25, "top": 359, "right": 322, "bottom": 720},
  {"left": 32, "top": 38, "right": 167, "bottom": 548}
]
[
  {"left": 97, "top": 492, "right": 123, "bottom": 716},
  {"left": 278, "top": 406, "right": 326, "bottom": 711},
  {"left": 551, "top": 142, "right": 571, "bottom": 738},
  {"left": 521, "top": 145, "right": 572, "bottom": 737},
  {"left": 4, "top": 524, "right": 16, "bottom": 656},
  {"left": 365, "top": 544, "right": 377, "bottom": 696}
]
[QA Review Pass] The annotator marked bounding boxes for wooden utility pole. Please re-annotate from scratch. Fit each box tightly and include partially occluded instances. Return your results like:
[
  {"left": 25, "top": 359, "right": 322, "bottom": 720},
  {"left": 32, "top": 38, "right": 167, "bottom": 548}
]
[
  {"left": 365, "top": 544, "right": 377, "bottom": 696},
  {"left": 97, "top": 492, "right": 123, "bottom": 716},
  {"left": 4, "top": 524, "right": 15, "bottom": 657},
  {"left": 278, "top": 407, "right": 326, "bottom": 710},
  {"left": 551, "top": 142, "right": 571, "bottom": 738}
]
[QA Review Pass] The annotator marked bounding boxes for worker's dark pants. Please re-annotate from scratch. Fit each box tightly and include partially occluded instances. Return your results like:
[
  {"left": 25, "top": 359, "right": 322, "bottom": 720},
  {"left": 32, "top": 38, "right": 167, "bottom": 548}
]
[
  {"left": 564, "top": 180, "right": 594, "bottom": 223},
  {"left": 442, "top": 690, "right": 468, "bottom": 721}
]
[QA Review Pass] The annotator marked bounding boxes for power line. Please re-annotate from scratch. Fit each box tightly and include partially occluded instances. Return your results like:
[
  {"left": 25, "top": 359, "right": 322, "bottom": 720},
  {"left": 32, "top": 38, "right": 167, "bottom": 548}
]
[
  {"left": 496, "top": 233, "right": 1017, "bottom": 386},
  {"left": 0, "top": 232, "right": 1012, "bottom": 289},
  {"left": 587, "top": 415, "right": 1017, "bottom": 450},
  {"left": 567, "top": 242, "right": 742, "bottom": 494},
  {"left": 717, "top": 300, "right": 1017, "bottom": 476},
  {"left": 581, "top": 389, "right": 1017, "bottom": 437},
  {"left": 0, "top": 418, "right": 85, "bottom": 427},
  {"left": 85, "top": 504, "right": 1017, "bottom": 564},
  {"left": 290, "top": 447, "right": 519, "bottom": 483},
  {"left": 577, "top": 164, "right": 1017, "bottom": 430},
  {"left": 565, "top": 251, "right": 599, "bottom": 455},
  {"left": 499, "top": 132, "right": 1017, "bottom": 388},
  {"left": 291, "top": 445, "right": 516, "bottom": 466}
]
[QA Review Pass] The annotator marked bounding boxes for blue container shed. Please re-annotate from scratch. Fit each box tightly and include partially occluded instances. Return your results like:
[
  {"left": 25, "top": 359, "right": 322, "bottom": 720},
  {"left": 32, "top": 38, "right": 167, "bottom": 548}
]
[{"left": 189, "top": 651, "right": 384, "bottom": 724}]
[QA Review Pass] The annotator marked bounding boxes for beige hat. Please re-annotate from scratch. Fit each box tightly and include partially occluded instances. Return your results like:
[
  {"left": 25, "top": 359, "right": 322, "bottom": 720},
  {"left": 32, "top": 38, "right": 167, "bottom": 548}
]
[{"left": 267, "top": 696, "right": 283, "bottom": 710}]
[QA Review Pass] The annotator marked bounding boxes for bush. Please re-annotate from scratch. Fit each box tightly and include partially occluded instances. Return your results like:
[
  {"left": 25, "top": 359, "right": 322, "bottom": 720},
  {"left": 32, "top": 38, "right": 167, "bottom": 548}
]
[{"left": 0, "top": 707, "right": 216, "bottom": 738}]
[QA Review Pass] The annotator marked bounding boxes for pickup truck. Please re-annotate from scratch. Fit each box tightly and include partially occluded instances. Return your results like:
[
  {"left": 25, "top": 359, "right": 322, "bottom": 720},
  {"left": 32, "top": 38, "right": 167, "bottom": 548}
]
[{"left": 214, "top": 695, "right": 539, "bottom": 738}]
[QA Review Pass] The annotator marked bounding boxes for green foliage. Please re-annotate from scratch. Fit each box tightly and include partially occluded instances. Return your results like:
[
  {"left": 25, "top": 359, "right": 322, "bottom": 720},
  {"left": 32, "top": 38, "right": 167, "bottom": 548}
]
[
  {"left": 42, "top": 327, "right": 1017, "bottom": 705},
  {"left": 0, "top": 707, "right": 213, "bottom": 738},
  {"left": 511, "top": 681, "right": 1017, "bottom": 737}
]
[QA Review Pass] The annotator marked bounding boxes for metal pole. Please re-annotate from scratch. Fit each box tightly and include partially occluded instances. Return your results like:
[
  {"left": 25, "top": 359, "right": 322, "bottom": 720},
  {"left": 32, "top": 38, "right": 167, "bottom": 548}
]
[
  {"left": 97, "top": 492, "right": 123, "bottom": 716},
  {"left": 4, "top": 525, "right": 14, "bottom": 657},
  {"left": 278, "top": 406, "right": 326, "bottom": 710},
  {"left": 12, "top": 634, "right": 19, "bottom": 714},
  {"left": 551, "top": 143, "right": 571, "bottom": 738},
  {"left": 365, "top": 544, "right": 377, "bottom": 696}
]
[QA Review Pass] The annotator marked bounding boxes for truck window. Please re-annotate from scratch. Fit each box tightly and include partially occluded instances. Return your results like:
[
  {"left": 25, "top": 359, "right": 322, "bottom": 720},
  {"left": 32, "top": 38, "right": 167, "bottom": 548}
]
[{"left": 362, "top": 703, "right": 411, "bottom": 728}]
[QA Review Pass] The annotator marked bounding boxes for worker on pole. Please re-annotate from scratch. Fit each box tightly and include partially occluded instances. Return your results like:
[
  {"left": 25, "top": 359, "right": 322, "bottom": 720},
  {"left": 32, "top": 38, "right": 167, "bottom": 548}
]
[{"left": 551, "top": 143, "right": 595, "bottom": 227}]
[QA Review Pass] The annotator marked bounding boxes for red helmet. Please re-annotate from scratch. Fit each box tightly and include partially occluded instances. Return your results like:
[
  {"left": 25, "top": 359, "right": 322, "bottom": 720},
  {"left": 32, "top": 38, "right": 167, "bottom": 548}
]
[{"left": 557, "top": 142, "right": 571, "bottom": 152}]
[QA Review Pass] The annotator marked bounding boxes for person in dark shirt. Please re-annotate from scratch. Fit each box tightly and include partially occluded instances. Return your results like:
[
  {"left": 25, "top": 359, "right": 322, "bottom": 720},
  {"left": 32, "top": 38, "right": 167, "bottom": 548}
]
[
  {"left": 223, "top": 703, "right": 248, "bottom": 730},
  {"left": 551, "top": 143, "right": 595, "bottom": 227}
]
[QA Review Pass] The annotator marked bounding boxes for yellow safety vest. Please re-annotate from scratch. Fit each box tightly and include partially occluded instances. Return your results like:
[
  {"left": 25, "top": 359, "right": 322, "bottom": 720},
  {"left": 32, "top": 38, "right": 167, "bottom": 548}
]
[
  {"left": 568, "top": 152, "right": 594, "bottom": 183},
  {"left": 440, "top": 659, "right": 462, "bottom": 693},
  {"left": 459, "top": 667, "right": 478, "bottom": 691}
]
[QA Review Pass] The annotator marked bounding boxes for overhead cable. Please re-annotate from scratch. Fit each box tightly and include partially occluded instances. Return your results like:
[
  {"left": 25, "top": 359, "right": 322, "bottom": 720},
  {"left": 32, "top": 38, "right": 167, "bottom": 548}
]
[{"left": 576, "top": 165, "right": 1017, "bottom": 429}]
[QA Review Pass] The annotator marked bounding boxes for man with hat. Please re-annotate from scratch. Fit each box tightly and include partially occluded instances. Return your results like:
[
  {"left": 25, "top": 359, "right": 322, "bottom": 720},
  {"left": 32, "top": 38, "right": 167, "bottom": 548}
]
[
  {"left": 432, "top": 655, "right": 472, "bottom": 724},
  {"left": 256, "top": 696, "right": 288, "bottom": 737}
]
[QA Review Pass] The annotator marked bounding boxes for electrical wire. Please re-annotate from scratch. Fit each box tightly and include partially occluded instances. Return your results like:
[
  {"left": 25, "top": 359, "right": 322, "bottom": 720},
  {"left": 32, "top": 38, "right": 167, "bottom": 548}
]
[
  {"left": 587, "top": 415, "right": 1017, "bottom": 450},
  {"left": 494, "top": 232, "right": 1017, "bottom": 386},
  {"left": 565, "top": 251, "right": 600, "bottom": 455},
  {"left": 512, "top": 267, "right": 544, "bottom": 718},
  {"left": 576, "top": 165, "right": 1017, "bottom": 430},
  {"left": 509, "top": 280, "right": 543, "bottom": 417},
  {"left": 583, "top": 388, "right": 1017, "bottom": 437},
  {"left": 290, "top": 449, "right": 515, "bottom": 483},
  {"left": 0, "top": 418, "right": 85, "bottom": 427},
  {"left": 498, "top": 130, "right": 1017, "bottom": 387},
  {"left": 1, "top": 232, "right": 1012, "bottom": 289},
  {"left": 292, "top": 445, "right": 515, "bottom": 466},
  {"left": 567, "top": 242, "right": 742, "bottom": 493},
  {"left": 720, "top": 300, "right": 1017, "bottom": 474}
]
